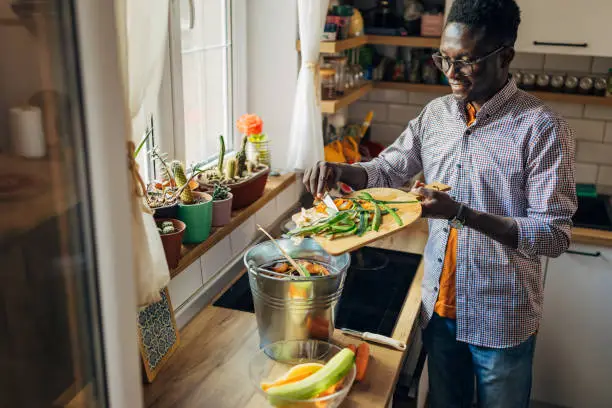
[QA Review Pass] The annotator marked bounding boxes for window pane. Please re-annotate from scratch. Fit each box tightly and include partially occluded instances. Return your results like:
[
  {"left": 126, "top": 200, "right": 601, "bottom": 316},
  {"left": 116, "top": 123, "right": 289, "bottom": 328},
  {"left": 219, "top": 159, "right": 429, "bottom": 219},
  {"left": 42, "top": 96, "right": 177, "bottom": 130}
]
[
  {"left": 178, "top": 0, "right": 232, "bottom": 166},
  {"left": 180, "top": 0, "right": 226, "bottom": 50}
]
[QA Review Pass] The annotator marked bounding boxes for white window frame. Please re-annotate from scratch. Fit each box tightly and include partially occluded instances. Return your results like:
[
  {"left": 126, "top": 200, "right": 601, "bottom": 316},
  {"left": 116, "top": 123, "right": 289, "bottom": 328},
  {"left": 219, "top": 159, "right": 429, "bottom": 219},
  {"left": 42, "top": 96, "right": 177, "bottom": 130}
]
[{"left": 160, "top": 0, "right": 247, "bottom": 169}]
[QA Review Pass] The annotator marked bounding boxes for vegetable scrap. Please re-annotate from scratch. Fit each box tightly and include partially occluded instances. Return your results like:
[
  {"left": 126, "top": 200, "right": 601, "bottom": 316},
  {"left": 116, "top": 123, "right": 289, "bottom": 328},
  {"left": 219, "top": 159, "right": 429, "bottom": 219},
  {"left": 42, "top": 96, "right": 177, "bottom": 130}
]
[
  {"left": 264, "top": 260, "right": 331, "bottom": 278},
  {"left": 287, "top": 193, "right": 417, "bottom": 240},
  {"left": 262, "top": 348, "right": 356, "bottom": 406}
]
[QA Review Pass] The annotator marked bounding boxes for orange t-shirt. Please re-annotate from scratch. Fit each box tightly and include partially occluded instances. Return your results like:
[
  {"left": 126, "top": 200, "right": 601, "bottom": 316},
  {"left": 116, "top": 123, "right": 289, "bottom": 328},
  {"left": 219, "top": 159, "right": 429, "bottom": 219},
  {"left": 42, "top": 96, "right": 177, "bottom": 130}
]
[{"left": 433, "top": 103, "right": 476, "bottom": 319}]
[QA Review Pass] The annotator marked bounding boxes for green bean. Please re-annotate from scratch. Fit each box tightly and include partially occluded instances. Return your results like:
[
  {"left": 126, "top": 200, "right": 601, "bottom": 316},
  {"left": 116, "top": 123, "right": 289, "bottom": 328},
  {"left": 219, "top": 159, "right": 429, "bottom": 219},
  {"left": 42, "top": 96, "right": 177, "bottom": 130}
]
[{"left": 379, "top": 203, "right": 403, "bottom": 227}]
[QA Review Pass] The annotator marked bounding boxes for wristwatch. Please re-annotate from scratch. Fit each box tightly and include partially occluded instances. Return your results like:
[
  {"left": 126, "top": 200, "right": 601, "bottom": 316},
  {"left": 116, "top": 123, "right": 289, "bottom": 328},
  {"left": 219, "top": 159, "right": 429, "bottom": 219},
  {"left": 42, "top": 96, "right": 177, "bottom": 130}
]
[{"left": 449, "top": 203, "right": 467, "bottom": 230}]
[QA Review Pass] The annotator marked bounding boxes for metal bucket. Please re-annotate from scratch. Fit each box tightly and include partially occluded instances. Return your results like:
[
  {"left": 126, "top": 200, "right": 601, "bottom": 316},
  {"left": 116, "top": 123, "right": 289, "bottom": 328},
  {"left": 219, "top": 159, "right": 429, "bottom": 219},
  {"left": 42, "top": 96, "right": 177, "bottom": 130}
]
[{"left": 243, "top": 238, "right": 350, "bottom": 348}]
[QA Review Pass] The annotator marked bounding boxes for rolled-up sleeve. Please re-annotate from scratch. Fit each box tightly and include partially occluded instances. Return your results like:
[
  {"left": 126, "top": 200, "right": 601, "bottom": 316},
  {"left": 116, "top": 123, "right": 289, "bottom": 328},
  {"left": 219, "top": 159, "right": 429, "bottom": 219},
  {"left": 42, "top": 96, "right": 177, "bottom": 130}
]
[
  {"left": 358, "top": 110, "right": 425, "bottom": 188},
  {"left": 515, "top": 117, "right": 577, "bottom": 258}
]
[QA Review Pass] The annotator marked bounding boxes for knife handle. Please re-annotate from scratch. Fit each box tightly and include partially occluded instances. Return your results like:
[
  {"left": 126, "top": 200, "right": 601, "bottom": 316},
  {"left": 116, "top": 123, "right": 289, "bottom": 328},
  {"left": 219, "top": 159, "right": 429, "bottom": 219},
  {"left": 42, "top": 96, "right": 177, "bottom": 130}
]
[{"left": 362, "top": 332, "right": 407, "bottom": 351}]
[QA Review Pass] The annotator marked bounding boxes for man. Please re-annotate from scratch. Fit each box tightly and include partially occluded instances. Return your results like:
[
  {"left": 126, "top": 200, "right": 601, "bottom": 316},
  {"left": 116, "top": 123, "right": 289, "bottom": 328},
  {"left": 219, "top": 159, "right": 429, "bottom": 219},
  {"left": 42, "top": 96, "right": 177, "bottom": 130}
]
[{"left": 303, "top": 0, "right": 577, "bottom": 407}]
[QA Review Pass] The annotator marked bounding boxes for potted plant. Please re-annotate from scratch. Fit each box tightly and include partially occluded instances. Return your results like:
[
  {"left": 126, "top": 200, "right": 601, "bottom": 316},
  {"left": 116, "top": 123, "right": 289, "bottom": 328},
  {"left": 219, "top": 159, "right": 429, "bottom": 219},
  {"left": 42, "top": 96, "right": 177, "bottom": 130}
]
[
  {"left": 197, "top": 132, "right": 270, "bottom": 210},
  {"left": 208, "top": 183, "right": 233, "bottom": 227},
  {"left": 172, "top": 160, "right": 213, "bottom": 244},
  {"left": 156, "top": 218, "right": 186, "bottom": 269}
]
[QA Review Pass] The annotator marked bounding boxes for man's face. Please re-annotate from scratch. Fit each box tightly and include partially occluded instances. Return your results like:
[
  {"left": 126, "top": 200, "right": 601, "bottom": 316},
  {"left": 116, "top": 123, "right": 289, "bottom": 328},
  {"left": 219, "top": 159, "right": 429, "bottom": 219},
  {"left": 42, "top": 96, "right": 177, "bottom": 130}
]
[{"left": 439, "top": 22, "right": 511, "bottom": 102}]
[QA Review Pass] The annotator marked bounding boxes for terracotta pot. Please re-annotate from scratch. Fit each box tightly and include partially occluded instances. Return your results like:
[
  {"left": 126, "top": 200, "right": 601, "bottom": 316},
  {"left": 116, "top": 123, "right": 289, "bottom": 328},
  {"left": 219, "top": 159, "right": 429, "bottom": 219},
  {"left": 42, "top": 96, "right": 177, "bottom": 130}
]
[
  {"left": 156, "top": 218, "right": 186, "bottom": 269},
  {"left": 208, "top": 192, "right": 233, "bottom": 227},
  {"left": 177, "top": 192, "right": 213, "bottom": 244},
  {"left": 198, "top": 165, "right": 270, "bottom": 210}
]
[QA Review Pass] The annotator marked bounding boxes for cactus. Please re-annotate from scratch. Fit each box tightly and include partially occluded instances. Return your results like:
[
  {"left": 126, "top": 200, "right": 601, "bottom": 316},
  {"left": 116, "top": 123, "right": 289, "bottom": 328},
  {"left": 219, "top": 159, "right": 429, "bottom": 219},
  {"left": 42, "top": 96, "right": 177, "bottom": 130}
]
[
  {"left": 236, "top": 135, "right": 248, "bottom": 177},
  {"left": 224, "top": 158, "right": 237, "bottom": 180},
  {"left": 217, "top": 135, "right": 225, "bottom": 177},
  {"left": 171, "top": 160, "right": 195, "bottom": 204},
  {"left": 211, "top": 183, "right": 231, "bottom": 201},
  {"left": 246, "top": 160, "right": 255, "bottom": 175}
]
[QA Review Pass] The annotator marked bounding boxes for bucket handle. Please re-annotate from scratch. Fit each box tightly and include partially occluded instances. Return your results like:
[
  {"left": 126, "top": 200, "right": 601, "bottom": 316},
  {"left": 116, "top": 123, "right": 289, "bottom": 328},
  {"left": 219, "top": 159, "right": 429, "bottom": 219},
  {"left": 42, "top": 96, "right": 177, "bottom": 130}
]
[{"left": 247, "top": 261, "right": 294, "bottom": 280}]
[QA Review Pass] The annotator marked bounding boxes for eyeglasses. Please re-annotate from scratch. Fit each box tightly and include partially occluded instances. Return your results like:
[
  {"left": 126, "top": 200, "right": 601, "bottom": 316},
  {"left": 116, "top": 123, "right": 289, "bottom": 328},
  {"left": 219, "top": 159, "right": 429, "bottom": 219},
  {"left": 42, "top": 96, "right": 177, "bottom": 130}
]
[{"left": 431, "top": 46, "right": 507, "bottom": 76}]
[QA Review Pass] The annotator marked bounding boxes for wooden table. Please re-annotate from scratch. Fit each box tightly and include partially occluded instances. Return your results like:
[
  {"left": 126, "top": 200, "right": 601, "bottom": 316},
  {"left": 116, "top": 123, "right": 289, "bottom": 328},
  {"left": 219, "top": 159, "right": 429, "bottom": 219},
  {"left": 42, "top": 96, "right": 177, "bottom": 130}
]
[{"left": 143, "top": 220, "right": 430, "bottom": 408}]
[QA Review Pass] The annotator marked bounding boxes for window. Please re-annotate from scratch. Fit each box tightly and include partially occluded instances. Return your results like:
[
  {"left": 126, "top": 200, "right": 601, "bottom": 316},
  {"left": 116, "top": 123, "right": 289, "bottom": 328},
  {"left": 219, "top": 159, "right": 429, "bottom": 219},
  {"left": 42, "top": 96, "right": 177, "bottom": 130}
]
[{"left": 164, "top": 0, "right": 246, "bottom": 168}]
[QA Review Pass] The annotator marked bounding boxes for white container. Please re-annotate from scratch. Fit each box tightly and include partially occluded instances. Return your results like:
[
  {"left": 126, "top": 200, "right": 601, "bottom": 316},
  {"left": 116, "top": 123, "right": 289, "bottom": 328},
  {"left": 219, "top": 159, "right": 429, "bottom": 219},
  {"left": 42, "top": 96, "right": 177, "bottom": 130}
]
[{"left": 9, "top": 105, "right": 46, "bottom": 158}]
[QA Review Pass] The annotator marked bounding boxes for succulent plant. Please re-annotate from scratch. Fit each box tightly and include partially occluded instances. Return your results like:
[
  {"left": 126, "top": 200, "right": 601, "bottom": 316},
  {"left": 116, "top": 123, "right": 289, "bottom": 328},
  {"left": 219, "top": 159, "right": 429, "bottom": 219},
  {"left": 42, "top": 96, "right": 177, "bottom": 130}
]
[
  {"left": 235, "top": 135, "right": 248, "bottom": 177},
  {"left": 217, "top": 135, "right": 225, "bottom": 177},
  {"left": 171, "top": 160, "right": 195, "bottom": 204},
  {"left": 224, "top": 158, "right": 237, "bottom": 180},
  {"left": 157, "top": 221, "right": 176, "bottom": 235},
  {"left": 211, "top": 183, "right": 230, "bottom": 201}
]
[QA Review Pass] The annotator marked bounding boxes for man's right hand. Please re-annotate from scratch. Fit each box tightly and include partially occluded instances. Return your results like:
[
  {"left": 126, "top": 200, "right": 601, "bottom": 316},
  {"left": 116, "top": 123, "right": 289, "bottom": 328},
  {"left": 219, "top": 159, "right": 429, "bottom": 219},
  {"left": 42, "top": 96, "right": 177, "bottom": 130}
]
[{"left": 303, "top": 162, "right": 367, "bottom": 199}]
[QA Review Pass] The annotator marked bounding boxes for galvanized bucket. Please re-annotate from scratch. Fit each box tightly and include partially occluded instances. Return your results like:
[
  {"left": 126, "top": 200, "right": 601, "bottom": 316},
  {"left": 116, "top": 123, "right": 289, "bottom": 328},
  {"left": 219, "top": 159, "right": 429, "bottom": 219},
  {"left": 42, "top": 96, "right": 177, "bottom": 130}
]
[{"left": 243, "top": 238, "right": 350, "bottom": 348}]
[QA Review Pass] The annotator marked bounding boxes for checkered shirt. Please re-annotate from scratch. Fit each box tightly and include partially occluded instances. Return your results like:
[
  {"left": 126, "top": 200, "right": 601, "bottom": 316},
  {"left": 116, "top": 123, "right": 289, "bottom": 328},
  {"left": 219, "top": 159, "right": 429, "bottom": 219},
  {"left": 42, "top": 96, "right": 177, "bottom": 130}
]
[{"left": 359, "top": 79, "right": 577, "bottom": 348}]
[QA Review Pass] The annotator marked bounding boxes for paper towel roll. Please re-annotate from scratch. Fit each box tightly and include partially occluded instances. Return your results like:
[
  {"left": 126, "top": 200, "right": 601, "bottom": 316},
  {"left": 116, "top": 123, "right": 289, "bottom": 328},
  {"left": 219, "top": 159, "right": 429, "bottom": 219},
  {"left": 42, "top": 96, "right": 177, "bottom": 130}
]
[{"left": 9, "top": 105, "right": 46, "bottom": 158}]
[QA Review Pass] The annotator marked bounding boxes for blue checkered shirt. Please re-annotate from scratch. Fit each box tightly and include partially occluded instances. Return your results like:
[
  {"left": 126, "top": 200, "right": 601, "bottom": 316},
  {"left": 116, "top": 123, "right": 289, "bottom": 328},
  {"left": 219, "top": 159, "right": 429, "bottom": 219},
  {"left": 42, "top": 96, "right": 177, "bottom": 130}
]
[{"left": 359, "top": 79, "right": 577, "bottom": 348}]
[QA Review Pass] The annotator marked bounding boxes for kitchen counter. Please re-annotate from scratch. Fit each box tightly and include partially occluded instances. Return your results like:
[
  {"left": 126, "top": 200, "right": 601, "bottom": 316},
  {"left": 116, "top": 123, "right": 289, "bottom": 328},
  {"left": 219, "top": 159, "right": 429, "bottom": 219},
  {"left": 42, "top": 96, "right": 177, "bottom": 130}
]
[
  {"left": 143, "top": 219, "right": 430, "bottom": 408},
  {"left": 572, "top": 227, "right": 612, "bottom": 248},
  {"left": 142, "top": 215, "right": 611, "bottom": 408}
]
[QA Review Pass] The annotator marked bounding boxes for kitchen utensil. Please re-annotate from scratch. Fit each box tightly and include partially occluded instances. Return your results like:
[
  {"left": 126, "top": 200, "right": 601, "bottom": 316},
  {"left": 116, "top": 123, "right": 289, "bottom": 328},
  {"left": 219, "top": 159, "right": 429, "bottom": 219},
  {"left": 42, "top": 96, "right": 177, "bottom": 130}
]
[
  {"left": 341, "top": 328, "right": 407, "bottom": 351},
  {"left": 248, "top": 339, "right": 356, "bottom": 407},
  {"left": 244, "top": 238, "right": 350, "bottom": 347},
  {"left": 312, "top": 188, "right": 422, "bottom": 256},
  {"left": 323, "top": 193, "right": 339, "bottom": 213},
  {"left": 257, "top": 224, "right": 306, "bottom": 276}
]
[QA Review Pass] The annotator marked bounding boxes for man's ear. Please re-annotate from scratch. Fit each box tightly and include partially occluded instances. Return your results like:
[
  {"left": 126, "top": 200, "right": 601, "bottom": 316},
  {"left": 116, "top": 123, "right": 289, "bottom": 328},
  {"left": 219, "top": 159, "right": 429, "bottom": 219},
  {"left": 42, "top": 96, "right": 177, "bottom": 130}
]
[{"left": 501, "top": 47, "right": 515, "bottom": 69}]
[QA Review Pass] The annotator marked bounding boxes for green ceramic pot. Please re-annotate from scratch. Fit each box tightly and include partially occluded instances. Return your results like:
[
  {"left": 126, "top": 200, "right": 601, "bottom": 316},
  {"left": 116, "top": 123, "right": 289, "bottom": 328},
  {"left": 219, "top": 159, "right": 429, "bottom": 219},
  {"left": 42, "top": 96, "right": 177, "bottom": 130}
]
[{"left": 177, "top": 192, "right": 213, "bottom": 244}]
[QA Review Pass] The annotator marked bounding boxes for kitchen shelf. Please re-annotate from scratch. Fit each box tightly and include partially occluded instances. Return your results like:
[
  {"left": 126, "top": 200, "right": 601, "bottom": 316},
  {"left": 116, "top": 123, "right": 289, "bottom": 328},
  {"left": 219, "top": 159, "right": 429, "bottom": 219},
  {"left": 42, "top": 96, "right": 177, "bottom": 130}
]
[
  {"left": 375, "top": 82, "right": 612, "bottom": 106},
  {"left": 296, "top": 35, "right": 441, "bottom": 53},
  {"left": 321, "top": 82, "right": 373, "bottom": 114},
  {"left": 367, "top": 35, "right": 441, "bottom": 48},
  {"left": 296, "top": 36, "right": 368, "bottom": 53}
]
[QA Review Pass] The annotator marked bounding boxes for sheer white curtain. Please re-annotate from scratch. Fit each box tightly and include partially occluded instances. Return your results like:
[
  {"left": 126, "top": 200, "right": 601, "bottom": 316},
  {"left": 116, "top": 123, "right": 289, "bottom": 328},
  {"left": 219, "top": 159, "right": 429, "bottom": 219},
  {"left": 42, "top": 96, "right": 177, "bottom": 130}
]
[
  {"left": 285, "top": 0, "right": 328, "bottom": 171},
  {"left": 115, "top": 0, "right": 171, "bottom": 306}
]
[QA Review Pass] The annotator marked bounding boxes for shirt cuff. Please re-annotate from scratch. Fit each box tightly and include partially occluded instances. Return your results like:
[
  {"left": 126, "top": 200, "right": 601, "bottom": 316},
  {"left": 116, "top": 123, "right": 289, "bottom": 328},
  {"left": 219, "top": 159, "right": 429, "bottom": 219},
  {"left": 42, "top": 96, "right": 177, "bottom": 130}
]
[{"left": 355, "top": 161, "right": 381, "bottom": 188}]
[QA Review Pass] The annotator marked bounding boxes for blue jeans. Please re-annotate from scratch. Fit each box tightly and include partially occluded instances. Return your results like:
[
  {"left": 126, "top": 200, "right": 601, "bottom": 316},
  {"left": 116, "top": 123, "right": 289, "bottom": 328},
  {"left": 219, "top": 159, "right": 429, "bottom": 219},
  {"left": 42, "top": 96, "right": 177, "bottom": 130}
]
[{"left": 422, "top": 313, "right": 536, "bottom": 408}]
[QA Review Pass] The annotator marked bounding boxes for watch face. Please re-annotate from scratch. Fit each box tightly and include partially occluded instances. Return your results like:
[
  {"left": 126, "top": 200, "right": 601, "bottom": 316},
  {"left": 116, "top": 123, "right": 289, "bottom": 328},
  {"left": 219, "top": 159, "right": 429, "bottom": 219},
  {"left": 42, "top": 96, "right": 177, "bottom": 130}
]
[{"left": 449, "top": 218, "right": 463, "bottom": 230}]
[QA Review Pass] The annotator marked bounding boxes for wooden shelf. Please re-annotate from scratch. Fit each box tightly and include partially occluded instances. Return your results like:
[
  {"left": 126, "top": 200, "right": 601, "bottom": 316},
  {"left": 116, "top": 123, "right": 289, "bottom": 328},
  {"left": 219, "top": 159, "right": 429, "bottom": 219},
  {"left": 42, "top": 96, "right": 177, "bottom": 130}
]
[
  {"left": 321, "top": 82, "right": 373, "bottom": 114},
  {"left": 296, "top": 35, "right": 441, "bottom": 53},
  {"left": 297, "top": 36, "right": 368, "bottom": 53},
  {"left": 367, "top": 35, "right": 441, "bottom": 48},
  {"left": 375, "top": 82, "right": 612, "bottom": 106}
]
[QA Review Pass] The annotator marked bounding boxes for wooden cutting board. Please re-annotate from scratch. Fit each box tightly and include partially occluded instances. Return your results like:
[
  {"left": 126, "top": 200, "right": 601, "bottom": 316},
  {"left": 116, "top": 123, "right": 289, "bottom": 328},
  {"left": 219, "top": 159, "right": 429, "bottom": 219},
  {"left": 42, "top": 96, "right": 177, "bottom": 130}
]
[{"left": 313, "top": 188, "right": 422, "bottom": 256}]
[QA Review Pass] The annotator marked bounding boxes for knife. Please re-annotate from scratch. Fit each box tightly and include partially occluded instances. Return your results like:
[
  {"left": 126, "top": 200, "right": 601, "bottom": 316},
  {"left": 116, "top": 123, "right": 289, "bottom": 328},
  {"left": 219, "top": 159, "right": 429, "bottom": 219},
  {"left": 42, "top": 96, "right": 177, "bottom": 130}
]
[
  {"left": 341, "top": 328, "right": 407, "bottom": 351},
  {"left": 322, "top": 193, "right": 339, "bottom": 213}
]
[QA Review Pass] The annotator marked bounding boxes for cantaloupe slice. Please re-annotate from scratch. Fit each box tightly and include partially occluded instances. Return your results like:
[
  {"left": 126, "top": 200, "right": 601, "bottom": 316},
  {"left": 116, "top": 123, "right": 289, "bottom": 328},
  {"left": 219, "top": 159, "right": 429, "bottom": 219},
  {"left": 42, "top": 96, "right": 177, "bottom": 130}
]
[{"left": 261, "top": 363, "right": 324, "bottom": 391}]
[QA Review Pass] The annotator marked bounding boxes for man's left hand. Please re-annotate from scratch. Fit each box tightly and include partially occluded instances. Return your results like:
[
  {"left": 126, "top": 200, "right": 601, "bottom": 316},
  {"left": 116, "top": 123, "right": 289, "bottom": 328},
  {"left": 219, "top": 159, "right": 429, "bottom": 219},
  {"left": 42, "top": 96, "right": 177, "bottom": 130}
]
[{"left": 411, "top": 181, "right": 461, "bottom": 220}]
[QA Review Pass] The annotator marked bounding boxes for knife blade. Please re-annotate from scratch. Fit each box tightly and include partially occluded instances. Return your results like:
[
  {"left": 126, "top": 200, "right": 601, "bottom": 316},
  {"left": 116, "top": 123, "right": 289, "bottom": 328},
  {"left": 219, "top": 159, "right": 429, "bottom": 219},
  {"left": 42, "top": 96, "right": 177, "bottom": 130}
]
[
  {"left": 322, "top": 193, "right": 339, "bottom": 213},
  {"left": 341, "top": 328, "right": 407, "bottom": 351}
]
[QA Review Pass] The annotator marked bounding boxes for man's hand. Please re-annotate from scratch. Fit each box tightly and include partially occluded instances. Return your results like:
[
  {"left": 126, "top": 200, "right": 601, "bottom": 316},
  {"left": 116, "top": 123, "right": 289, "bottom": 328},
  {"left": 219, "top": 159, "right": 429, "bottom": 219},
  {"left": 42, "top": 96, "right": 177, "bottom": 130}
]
[
  {"left": 303, "top": 162, "right": 367, "bottom": 199},
  {"left": 411, "top": 181, "right": 460, "bottom": 220}
]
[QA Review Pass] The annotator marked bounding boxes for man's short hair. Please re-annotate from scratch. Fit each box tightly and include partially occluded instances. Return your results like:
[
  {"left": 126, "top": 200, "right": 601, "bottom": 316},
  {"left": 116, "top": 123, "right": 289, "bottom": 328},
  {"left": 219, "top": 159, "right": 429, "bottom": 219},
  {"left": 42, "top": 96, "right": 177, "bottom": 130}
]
[{"left": 447, "top": 0, "right": 521, "bottom": 47}]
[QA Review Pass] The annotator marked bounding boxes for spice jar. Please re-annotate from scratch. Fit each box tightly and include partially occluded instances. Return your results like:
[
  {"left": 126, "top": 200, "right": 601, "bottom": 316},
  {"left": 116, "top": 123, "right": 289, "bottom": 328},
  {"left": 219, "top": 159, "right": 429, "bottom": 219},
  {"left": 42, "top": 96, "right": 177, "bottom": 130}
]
[{"left": 321, "top": 68, "right": 337, "bottom": 100}]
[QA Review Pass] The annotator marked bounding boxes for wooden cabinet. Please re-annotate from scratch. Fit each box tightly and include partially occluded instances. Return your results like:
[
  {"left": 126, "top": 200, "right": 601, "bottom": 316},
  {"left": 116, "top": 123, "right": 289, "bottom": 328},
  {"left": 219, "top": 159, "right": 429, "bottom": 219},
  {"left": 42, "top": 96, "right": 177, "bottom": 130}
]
[
  {"left": 445, "top": 0, "right": 612, "bottom": 57},
  {"left": 532, "top": 244, "right": 612, "bottom": 408}
]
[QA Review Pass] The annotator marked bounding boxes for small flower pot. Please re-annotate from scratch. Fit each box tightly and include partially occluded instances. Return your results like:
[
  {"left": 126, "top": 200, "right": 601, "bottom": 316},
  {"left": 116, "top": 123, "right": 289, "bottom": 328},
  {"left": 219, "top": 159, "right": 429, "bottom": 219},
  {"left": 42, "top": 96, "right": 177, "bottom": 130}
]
[
  {"left": 152, "top": 202, "right": 179, "bottom": 220},
  {"left": 177, "top": 191, "right": 213, "bottom": 244},
  {"left": 209, "top": 192, "right": 233, "bottom": 227},
  {"left": 156, "top": 218, "right": 186, "bottom": 269}
]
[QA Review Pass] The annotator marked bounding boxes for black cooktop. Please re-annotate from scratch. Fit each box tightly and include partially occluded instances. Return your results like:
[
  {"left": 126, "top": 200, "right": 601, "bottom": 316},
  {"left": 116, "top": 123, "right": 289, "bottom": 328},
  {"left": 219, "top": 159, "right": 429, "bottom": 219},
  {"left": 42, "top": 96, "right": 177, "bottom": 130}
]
[{"left": 213, "top": 247, "right": 422, "bottom": 337}]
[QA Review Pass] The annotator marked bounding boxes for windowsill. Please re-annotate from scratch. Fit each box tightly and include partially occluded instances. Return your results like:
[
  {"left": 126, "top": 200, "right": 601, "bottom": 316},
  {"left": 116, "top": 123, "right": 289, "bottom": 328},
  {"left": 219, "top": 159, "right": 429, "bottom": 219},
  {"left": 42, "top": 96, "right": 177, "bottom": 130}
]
[{"left": 169, "top": 172, "right": 297, "bottom": 279}]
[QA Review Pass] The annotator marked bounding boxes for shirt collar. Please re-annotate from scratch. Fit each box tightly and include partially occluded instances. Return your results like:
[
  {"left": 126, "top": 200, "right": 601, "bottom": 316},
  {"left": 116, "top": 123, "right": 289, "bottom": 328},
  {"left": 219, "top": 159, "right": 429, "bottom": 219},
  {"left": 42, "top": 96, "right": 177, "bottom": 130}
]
[{"left": 455, "top": 77, "right": 518, "bottom": 122}]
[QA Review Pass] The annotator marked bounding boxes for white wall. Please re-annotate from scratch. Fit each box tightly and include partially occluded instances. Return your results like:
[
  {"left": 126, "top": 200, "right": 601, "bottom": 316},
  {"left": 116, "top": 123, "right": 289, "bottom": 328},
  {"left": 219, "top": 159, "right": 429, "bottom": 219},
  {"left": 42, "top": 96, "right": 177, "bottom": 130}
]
[{"left": 247, "top": 0, "right": 298, "bottom": 170}]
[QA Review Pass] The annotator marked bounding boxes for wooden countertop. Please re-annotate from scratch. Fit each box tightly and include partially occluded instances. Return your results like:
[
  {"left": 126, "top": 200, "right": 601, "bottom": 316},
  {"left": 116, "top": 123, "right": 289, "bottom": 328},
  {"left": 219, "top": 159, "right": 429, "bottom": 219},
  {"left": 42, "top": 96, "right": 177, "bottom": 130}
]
[
  {"left": 572, "top": 227, "right": 612, "bottom": 248},
  {"left": 143, "top": 219, "right": 430, "bottom": 408}
]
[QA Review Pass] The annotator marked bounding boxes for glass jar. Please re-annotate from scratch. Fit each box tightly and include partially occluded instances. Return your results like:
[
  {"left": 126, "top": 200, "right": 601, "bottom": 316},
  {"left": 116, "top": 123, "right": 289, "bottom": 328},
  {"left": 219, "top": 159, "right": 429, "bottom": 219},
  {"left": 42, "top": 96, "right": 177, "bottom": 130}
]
[
  {"left": 320, "top": 68, "right": 337, "bottom": 100},
  {"left": 326, "top": 56, "right": 348, "bottom": 95}
]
